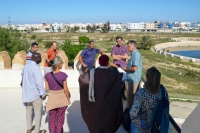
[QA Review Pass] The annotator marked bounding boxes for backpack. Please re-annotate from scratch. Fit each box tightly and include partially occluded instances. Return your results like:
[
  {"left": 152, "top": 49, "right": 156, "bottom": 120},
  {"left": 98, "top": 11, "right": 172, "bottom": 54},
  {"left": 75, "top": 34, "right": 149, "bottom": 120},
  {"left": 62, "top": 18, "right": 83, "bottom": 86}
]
[
  {"left": 151, "top": 85, "right": 169, "bottom": 133},
  {"left": 122, "top": 108, "right": 131, "bottom": 131}
]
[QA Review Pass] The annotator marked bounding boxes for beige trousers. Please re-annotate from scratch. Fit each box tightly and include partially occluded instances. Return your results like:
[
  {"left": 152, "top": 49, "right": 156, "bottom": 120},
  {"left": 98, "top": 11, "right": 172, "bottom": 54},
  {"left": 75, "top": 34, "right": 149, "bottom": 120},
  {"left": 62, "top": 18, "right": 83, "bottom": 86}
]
[
  {"left": 125, "top": 81, "right": 139, "bottom": 108},
  {"left": 26, "top": 97, "right": 43, "bottom": 133}
]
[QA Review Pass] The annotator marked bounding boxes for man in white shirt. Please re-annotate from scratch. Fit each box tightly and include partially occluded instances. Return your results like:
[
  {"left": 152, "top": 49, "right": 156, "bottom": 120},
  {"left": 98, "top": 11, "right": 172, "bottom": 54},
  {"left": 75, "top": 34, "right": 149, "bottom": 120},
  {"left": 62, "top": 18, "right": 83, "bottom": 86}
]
[{"left": 21, "top": 53, "right": 46, "bottom": 133}]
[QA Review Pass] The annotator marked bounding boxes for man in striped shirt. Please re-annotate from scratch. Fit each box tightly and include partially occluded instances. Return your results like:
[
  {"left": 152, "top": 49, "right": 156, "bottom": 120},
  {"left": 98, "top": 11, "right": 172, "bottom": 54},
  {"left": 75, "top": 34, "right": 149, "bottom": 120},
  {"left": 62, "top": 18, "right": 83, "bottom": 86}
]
[{"left": 26, "top": 42, "right": 39, "bottom": 64}]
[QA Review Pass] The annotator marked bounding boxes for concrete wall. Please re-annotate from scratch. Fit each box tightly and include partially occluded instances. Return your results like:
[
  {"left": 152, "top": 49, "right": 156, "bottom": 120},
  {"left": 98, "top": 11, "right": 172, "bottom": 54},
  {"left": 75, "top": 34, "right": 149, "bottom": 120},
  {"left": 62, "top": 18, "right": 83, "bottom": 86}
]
[
  {"left": 0, "top": 69, "right": 80, "bottom": 88},
  {"left": 154, "top": 41, "right": 200, "bottom": 62}
]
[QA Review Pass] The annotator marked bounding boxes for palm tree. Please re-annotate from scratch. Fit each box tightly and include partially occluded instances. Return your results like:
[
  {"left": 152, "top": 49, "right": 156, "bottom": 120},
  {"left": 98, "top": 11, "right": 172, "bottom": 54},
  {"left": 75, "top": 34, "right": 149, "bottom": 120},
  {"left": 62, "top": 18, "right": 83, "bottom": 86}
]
[
  {"left": 86, "top": 25, "right": 91, "bottom": 33},
  {"left": 139, "top": 35, "right": 152, "bottom": 50}
]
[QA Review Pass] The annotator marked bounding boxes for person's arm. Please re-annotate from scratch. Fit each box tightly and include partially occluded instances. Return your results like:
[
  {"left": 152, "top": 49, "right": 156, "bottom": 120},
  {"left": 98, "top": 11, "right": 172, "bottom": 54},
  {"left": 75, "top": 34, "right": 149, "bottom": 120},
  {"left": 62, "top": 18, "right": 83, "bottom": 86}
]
[
  {"left": 129, "top": 91, "right": 142, "bottom": 119},
  {"left": 79, "top": 55, "right": 87, "bottom": 67},
  {"left": 99, "top": 49, "right": 104, "bottom": 55},
  {"left": 111, "top": 47, "right": 122, "bottom": 60},
  {"left": 123, "top": 53, "right": 140, "bottom": 72},
  {"left": 63, "top": 80, "right": 71, "bottom": 104},
  {"left": 112, "top": 54, "right": 122, "bottom": 60},
  {"left": 45, "top": 49, "right": 52, "bottom": 62},
  {"left": 79, "top": 50, "right": 87, "bottom": 67},
  {"left": 116, "top": 53, "right": 129, "bottom": 59},
  {"left": 45, "top": 80, "right": 49, "bottom": 91},
  {"left": 109, "top": 62, "right": 126, "bottom": 81},
  {"left": 123, "top": 66, "right": 138, "bottom": 72},
  {"left": 33, "top": 67, "right": 46, "bottom": 99}
]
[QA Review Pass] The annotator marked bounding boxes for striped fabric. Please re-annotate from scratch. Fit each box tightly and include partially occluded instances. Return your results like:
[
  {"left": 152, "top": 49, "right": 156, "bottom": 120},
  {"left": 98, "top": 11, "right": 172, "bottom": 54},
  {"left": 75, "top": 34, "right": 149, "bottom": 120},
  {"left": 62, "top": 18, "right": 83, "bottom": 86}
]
[
  {"left": 79, "top": 68, "right": 123, "bottom": 133},
  {"left": 26, "top": 50, "right": 35, "bottom": 64}
]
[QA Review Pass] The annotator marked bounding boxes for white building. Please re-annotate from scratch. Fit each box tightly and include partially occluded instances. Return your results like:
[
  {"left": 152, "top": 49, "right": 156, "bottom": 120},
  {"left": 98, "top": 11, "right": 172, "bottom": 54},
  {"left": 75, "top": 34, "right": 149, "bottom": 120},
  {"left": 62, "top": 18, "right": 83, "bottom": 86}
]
[
  {"left": 110, "top": 23, "right": 122, "bottom": 31},
  {"left": 180, "top": 22, "right": 191, "bottom": 30},
  {"left": 49, "top": 23, "right": 64, "bottom": 32},
  {"left": 126, "top": 22, "right": 145, "bottom": 31}
]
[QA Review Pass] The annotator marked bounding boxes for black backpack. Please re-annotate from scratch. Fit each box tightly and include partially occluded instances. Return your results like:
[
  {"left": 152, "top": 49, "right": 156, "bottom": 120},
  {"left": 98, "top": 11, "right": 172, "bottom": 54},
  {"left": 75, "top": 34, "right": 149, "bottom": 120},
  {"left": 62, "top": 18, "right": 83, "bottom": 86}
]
[{"left": 122, "top": 108, "right": 131, "bottom": 131}]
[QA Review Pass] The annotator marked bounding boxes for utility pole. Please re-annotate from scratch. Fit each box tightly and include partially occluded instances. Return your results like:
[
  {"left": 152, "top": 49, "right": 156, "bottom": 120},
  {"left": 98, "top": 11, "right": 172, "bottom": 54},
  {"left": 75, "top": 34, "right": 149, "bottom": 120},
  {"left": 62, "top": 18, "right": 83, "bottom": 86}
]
[{"left": 7, "top": 17, "right": 11, "bottom": 29}]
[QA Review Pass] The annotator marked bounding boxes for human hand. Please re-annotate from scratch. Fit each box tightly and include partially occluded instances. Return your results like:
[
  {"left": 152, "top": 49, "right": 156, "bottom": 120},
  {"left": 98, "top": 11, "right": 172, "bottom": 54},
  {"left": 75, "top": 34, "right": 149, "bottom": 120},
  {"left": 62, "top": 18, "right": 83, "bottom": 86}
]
[
  {"left": 100, "top": 49, "right": 104, "bottom": 54},
  {"left": 40, "top": 95, "right": 46, "bottom": 100},
  {"left": 109, "top": 62, "right": 118, "bottom": 68},
  {"left": 82, "top": 63, "right": 87, "bottom": 67},
  {"left": 116, "top": 55, "right": 121, "bottom": 58},
  {"left": 122, "top": 67, "right": 127, "bottom": 71},
  {"left": 67, "top": 98, "right": 71, "bottom": 105}
]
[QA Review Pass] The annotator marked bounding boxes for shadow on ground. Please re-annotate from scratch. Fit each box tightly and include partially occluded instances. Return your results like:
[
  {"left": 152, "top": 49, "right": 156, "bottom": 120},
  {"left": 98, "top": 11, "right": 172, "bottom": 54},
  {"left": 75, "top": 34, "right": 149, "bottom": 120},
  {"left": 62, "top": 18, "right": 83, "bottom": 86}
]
[{"left": 65, "top": 100, "right": 89, "bottom": 133}]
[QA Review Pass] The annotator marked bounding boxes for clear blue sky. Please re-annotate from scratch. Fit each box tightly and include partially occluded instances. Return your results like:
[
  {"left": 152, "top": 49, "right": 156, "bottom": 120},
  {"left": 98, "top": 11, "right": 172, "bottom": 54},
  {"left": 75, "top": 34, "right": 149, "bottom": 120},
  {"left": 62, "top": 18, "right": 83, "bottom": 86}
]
[{"left": 0, "top": 0, "right": 199, "bottom": 24}]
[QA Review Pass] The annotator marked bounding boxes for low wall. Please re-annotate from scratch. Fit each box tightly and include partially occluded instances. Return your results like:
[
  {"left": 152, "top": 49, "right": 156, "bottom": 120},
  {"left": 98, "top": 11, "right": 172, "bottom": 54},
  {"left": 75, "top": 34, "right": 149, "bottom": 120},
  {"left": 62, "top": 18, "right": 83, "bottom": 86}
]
[
  {"left": 154, "top": 41, "right": 200, "bottom": 62},
  {"left": 171, "top": 37, "right": 200, "bottom": 42},
  {"left": 0, "top": 69, "right": 80, "bottom": 88}
]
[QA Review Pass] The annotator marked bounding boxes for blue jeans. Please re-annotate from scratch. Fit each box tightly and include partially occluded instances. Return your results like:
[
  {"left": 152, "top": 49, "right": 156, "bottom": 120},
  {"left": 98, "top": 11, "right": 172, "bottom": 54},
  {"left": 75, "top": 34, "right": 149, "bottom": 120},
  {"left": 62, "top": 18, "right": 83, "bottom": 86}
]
[
  {"left": 130, "top": 122, "right": 140, "bottom": 133},
  {"left": 81, "top": 65, "right": 94, "bottom": 73}
]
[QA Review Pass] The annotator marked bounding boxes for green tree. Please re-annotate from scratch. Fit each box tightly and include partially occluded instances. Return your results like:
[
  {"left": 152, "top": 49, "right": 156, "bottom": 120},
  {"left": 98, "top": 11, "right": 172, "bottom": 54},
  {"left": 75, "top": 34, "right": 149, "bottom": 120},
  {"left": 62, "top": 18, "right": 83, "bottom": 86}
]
[
  {"left": 91, "top": 25, "right": 97, "bottom": 33},
  {"left": 86, "top": 25, "right": 91, "bottom": 33},
  {"left": 62, "top": 39, "right": 84, "bottom": 64},
  {"left": 0, "top": 27, "right": 29, "bottom": 59},
  {"left": 37, "top": 38, "right": 43, "bottom": 44},
  {"left": 58, "top": 27, "right": 61, "bottom": 32},
  {"left": 30, "top": 34, "right": 37, "bottom": 42},
  {"left": 139, "top": 35, "right": 152, "bottom": 50},
  {"left": 45, "top": 28, "right": 49, "bottom": 32},
  {"left": 73, "top": 26, "right": 80, "bottom": 33},
  {"left": 45, "top": 42, "right": 51, "bottom": 48},
  {"left": 52, "top": 26, "right": 55, "bottom": 32},
  {"left": 101, "top": 21, "right": 110, "bottom": 33},
  {"left": 78, "top": 36, "right": 90, "bottom": 45}
]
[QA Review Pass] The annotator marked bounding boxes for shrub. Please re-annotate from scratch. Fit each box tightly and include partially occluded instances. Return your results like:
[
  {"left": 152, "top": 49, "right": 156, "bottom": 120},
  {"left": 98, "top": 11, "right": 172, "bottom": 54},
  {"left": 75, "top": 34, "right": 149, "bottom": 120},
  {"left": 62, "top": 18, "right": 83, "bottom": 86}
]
[
  {"left": 78, "top": 36, "right": 90, "bottom": 45},
  {"left": 45, "top": 42, "right": 51, "bottom": 48},
  {"left": 0, "top": 27, "right": 29, "bottom": 59},
  {"left": 138, "top": 35, "right": 152, "bottom": 50},
  {"left": 37, "top": 38, "right": 43, "bottom": 43},
  {"left": 62, "top": 39, "right": 84, "bottom": 63},
  {"left": 184, "top": 67, "right": 197, "bottom": 78}
]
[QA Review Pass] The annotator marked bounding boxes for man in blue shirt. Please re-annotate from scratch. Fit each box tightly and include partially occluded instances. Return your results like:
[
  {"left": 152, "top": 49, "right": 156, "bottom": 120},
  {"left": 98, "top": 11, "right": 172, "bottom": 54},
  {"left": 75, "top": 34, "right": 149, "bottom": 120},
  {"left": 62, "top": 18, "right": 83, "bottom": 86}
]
[
  {"left": 122, "top": 40, "right": 142, "bottom": 108},
  {"left": 21, "top": 53, "right": 46, "bottom": 133},
  {"left": 79, "top": 40, "right": 103, "bottom": 73}
]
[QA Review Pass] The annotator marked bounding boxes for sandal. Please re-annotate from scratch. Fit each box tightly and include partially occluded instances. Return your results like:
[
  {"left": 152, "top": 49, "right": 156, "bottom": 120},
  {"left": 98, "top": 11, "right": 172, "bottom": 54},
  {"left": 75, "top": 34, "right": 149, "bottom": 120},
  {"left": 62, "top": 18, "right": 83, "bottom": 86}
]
[
  {"left": 38, "top": 129, "right": 47, "bottom": 133},
  {"left": 26, "top": 126, "right": 35, "bottom": 133}
]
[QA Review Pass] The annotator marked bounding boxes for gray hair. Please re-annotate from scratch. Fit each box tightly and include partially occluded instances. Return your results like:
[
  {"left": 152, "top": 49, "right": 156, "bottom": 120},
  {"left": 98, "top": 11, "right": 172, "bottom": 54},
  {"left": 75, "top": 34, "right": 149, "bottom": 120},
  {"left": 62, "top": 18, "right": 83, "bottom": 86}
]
[
  {"left": 52, "top": 56, "right": 63, "bottom": 71},
  {"left": 127, "top": 40, "right": 137, "bottom": 48}
]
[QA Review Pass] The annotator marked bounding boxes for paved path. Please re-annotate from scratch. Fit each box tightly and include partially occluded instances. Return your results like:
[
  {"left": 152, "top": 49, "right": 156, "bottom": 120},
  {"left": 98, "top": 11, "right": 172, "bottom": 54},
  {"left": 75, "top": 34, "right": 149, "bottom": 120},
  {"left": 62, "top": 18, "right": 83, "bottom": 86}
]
[
  {"left": 0, "top": 88, "right": 126, "bottom": 133},
  {"left": 0, "top": 88, "right": 198, "bottom": 133}
]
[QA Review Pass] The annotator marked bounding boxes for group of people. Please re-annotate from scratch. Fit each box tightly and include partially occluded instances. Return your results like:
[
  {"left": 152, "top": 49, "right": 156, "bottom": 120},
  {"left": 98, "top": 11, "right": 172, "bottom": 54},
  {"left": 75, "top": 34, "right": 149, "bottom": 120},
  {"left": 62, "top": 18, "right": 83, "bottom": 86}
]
[
  {"left": 22, "top": 41, "right": 70, "bottom": 133},
  {"left": 78, "top": 36, "right": 169, "bottom": 133},
  {"left": 21, "top": 36, "right": 169, "bottom": 133}
]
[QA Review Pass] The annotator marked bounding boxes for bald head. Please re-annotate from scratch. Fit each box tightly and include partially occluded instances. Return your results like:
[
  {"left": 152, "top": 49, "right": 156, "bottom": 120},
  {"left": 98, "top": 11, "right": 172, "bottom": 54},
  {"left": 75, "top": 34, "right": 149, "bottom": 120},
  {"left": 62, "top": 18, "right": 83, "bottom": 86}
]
[{"left": 31, "top": 53, "right": 42, "bottom": 64}]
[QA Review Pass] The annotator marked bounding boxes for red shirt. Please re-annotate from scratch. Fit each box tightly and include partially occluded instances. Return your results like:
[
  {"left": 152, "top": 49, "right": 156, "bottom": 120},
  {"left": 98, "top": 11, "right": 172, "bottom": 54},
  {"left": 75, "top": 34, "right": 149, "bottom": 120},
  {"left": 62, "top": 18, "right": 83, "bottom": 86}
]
[{"left": 44, "top": 48, "right": 59, "bottom": 67}]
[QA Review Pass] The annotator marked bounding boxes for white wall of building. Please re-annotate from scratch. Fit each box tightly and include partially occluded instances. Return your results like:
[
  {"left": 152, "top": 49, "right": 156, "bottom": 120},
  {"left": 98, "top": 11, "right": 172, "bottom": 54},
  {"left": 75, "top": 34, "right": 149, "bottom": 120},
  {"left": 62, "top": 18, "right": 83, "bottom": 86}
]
[
  {"left": 126, "top": 22, "right": 145, "bottom": 30},
  {"left": 110, "top": 24, "right": 122, "bottom": 31}
]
